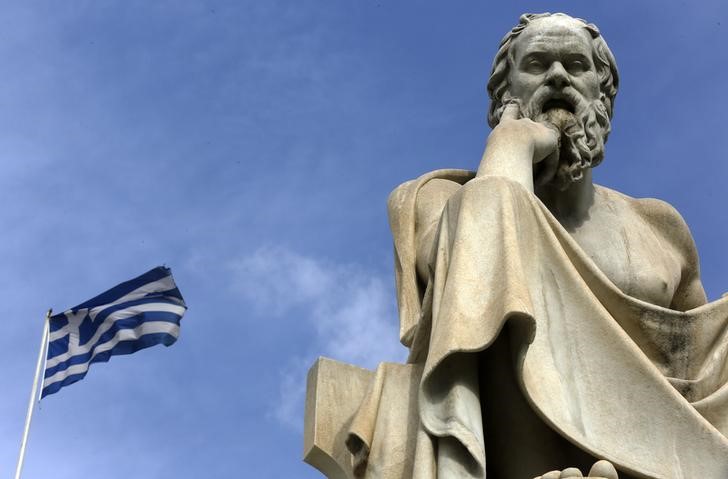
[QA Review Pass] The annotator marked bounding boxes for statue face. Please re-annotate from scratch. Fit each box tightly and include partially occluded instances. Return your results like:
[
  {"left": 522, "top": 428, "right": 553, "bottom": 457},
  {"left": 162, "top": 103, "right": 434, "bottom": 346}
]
[{"left": 507, "top": 17, "right": 601, "bottom": 116}]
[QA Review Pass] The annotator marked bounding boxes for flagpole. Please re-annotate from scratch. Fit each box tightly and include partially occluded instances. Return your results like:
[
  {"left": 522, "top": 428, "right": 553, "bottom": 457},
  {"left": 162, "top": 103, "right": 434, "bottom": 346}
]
[{"left": 14, "top": 309, "right": 51, "bottom": 479}]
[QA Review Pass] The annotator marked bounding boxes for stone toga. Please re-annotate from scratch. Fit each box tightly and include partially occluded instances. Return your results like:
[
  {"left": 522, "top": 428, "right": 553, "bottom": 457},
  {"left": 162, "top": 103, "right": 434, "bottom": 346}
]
[{"left": 334, "top": 172, "right": 728, "bottom": 478}]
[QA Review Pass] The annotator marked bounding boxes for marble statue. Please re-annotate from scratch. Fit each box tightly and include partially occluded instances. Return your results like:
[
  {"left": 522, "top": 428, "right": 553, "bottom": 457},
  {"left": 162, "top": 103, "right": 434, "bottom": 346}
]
[{"left": 304, "top": 13, "right": 728, "bottom": 479}]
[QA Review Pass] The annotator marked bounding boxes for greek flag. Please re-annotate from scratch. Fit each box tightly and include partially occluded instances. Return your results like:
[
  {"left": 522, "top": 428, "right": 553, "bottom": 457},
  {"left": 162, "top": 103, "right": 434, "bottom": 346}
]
[{"left": 41, "top": 266, "right": 187, "bottom": 398}]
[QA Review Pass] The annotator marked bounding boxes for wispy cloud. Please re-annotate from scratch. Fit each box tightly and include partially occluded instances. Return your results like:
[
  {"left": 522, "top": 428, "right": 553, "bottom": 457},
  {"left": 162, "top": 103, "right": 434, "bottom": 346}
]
[
  {"left": 230, "top": 246, "right": 407, "bottom": 428},
  {"left": 271, "top": 358, "right": 311, "bottom": 430}
]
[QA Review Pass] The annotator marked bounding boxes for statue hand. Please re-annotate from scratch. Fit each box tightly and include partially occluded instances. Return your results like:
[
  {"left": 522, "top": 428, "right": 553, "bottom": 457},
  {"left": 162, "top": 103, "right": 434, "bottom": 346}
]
[
  {"left": 477, "top": 102, "right": 559, "bottom": 190},
  {"left": 490, "top": 102, "right": 559, "bottom": 164},
  {"left": 532, "top": 460, "right": 618, "bottom": 479}
]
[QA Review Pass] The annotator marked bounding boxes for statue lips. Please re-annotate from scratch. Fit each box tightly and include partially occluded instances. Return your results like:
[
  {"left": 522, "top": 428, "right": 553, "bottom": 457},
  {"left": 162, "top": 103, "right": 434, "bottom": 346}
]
[
  {"left": 538, "top": 89, "right": 580, "bottom": 117},
  {"left": 541, "top": 97, "right": 575, "bottom": 114}
]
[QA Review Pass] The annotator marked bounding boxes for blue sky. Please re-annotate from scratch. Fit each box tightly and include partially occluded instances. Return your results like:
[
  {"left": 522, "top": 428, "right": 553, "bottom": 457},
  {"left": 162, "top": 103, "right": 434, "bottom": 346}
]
[{"left": 2, "top": 2, "right": 728, "bottom": 478}]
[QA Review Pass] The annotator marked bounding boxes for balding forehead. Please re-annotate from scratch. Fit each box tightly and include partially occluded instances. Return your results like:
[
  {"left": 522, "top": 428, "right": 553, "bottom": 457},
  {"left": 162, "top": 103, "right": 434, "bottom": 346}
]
[
  {"left": 528, "top": 14, "right": 590, "bottom": 31},
  {"left": 510, "top": 16, "right": 594, "bottom": 60}
]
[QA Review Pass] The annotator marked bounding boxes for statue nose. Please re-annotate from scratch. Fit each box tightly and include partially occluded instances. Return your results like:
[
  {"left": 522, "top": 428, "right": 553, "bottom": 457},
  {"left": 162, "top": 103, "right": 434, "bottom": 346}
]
[{"left": 545, "top": 62, "right": 571, "bottom": 89}]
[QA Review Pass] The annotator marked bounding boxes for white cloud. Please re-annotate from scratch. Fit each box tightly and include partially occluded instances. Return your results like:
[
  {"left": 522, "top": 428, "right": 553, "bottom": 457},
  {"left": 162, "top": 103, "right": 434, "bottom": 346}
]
[
  {"left": 230, "top": 246, "right": 407, "bottom": 429},
  {"left": 271, "top": 358, "right": 310, "bottom": 430},
  {"left": 231, "top": 247, "right": 336, "bottom": 316}
]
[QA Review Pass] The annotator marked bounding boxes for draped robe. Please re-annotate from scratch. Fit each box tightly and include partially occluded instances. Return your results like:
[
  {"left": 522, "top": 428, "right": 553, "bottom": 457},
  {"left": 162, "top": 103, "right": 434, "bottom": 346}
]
[{"left": 336, "top": 171, "right": 728, "bottom": 478}]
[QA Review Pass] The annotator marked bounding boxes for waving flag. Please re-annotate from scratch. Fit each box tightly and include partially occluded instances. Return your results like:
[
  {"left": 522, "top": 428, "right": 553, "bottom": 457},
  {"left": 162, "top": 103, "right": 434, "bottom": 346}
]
[{"left": 41, "top": 266, "right": 187, "bottom": 398}]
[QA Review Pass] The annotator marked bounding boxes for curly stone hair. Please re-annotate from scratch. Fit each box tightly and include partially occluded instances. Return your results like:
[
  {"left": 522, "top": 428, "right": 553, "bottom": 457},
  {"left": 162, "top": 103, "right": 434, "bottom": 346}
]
[{"left": 486, "top": 13, "right": 619, "bottom": 128}]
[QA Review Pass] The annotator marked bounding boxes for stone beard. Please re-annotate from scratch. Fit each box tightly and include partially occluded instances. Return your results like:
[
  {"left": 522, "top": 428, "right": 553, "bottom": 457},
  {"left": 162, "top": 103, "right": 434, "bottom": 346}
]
[{"left": 495, "top": 88, "right": 612, "bottom": 191}]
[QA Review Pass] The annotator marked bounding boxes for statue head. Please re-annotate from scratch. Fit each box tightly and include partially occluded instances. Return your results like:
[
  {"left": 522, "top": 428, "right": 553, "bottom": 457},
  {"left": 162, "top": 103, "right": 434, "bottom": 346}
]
[{"left": 487, "top": 13, "right": 619, "bottom": 189}]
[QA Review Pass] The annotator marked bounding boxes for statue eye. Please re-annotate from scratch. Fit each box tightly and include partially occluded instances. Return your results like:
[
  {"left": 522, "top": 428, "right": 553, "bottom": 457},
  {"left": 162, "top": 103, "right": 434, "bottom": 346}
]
[
  {"left": 567, "top": 60, "right": 589, "bottom": 73},
  {"left": 525, "top": 58, "right": 546, "bottom": 73}
]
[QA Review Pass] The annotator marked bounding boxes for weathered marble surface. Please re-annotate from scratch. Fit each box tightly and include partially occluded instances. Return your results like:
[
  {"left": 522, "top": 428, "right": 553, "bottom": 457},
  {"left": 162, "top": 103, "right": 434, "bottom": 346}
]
[
  {"left": 304, "top": 358, "right": 374, "bottom": 479},
  {"left": 304, "top": 12, "right": 728, "bottom": 479}
]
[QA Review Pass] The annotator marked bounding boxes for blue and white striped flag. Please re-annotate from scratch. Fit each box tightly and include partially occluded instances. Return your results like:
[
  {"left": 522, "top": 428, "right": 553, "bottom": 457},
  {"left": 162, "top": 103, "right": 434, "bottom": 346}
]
[{"left": 42, "top": 266, "right": 187, "bottom": 398}]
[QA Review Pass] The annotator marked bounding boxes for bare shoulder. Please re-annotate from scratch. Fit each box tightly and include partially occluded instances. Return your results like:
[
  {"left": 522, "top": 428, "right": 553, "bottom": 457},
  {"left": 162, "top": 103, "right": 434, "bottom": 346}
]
[
  {"left": 597, "top": 185, "right": 706, "bottom": 309},
  {"left": 636, "top": 197, "right": 690, "bottom": 233},
  {"left": 597, "top": 185, "right": 695, "bottom": 249}
]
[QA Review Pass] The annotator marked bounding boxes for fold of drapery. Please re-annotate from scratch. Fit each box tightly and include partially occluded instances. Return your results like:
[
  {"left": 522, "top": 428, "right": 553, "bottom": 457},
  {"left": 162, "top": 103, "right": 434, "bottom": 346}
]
[
  {"left": 349, "top": 173, "right": 728, "bottom": 478},
  {"left": 346, "top": 362, "right": 425, "bottom": 478},
  {"left": 387, "top": 169, "right": 476, "bottom": 348}
]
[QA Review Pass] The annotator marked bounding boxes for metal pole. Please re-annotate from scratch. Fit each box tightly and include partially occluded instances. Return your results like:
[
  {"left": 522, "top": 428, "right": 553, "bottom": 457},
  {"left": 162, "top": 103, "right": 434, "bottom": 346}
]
[{"left": 14, "top": 309, "right": 51, "bottom": 479}]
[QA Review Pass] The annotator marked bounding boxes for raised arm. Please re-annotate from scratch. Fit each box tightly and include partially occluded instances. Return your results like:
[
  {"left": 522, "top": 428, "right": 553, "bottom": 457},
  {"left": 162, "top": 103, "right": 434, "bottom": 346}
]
[{"left": 476, "top": 103, "right": 560, "bottom": 192}]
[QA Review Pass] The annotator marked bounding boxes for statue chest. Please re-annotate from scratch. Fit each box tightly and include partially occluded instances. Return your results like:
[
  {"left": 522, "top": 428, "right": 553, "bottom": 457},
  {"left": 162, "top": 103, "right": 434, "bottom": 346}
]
[{"left": 567, "top": 213, "right": 682, "bottom": 308}]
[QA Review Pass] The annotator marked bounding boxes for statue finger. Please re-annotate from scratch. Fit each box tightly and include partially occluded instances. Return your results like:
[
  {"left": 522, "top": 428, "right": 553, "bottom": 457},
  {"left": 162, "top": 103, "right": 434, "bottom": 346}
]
[
  {"left": 560, "top": 467, "right": 583, "bottom": 477},
  {"left": 500, "top": 102, "right": 521, "bottom": 121},
  {"left": 588, "top": 460, "right": 618, "bottom": 479},
  {"left": 541, "top": 471, "right": 561, "bottom": 479}
]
